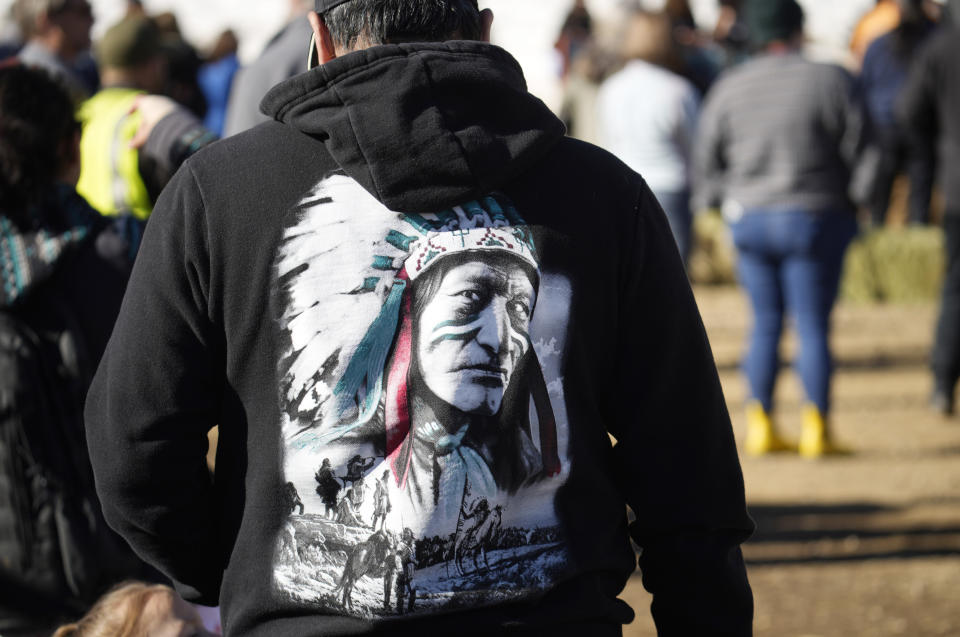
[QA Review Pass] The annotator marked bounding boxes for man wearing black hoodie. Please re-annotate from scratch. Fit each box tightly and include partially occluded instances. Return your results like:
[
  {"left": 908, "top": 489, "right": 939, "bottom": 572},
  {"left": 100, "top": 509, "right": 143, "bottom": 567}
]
[
  {"left": 84, "top": 1, "right": 754, "bottom": 635},
  {"left": 899, "top": 0, "right": 960, "bottom": 416}
]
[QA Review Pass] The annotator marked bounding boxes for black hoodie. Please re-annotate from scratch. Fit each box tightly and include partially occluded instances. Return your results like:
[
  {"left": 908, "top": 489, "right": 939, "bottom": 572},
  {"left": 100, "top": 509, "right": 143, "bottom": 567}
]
[
  {"left": 898, "top": 1, "right": 960, "bottom": 213},
  {"left": 85, "top": 40, "right": 753, "bottom": 636}
]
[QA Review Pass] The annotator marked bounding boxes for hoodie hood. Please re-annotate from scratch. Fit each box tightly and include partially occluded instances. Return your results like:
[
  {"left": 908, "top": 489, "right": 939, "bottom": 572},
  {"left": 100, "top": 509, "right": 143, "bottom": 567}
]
[{"left": 261, "top": 40, "right": 565, "bottom": 212}]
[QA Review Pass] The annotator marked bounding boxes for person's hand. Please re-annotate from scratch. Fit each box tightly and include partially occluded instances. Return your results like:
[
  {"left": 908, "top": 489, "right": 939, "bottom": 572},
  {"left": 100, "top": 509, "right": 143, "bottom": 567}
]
[{"left": 128, "top": 94, "right": 179, "bottom": 149}]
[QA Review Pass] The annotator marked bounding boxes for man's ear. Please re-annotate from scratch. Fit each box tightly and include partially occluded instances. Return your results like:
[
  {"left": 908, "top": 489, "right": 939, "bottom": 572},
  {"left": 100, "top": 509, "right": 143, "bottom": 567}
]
[
  {"left": 307, "top": 11, "right": 338, "bottom": 65},
  {"left": 480, "top": 8, "right": 494, "bottom": 43}
]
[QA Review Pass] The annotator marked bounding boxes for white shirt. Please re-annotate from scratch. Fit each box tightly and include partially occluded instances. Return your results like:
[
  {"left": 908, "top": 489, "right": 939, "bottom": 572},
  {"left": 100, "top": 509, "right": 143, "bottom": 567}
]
[{"left": 597, "top": 59, "right": 700, "bottom": 193}]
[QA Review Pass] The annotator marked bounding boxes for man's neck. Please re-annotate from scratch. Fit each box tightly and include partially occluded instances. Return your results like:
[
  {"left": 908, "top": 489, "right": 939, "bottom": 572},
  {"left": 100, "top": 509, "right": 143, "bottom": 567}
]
[
  {"left": 99, "top": 68, "right": 140, "bottom": 89},
  {"left": 764, "top": 40, "right": 801, "bottom": 56},
  {"left": 411, "top": 393, "right": 469, "bottom": 434}
]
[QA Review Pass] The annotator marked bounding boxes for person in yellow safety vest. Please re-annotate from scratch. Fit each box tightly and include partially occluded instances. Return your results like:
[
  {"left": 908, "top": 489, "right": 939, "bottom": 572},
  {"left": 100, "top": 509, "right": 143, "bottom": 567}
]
[{"left": 77, "top": 15, "right": 215, "bottom": 223}]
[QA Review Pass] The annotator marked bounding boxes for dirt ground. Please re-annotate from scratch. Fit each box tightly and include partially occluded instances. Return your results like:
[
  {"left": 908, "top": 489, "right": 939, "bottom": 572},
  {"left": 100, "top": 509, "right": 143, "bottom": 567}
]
[{"left": 621, "top": 286, "right": 960, "bottom": 637}]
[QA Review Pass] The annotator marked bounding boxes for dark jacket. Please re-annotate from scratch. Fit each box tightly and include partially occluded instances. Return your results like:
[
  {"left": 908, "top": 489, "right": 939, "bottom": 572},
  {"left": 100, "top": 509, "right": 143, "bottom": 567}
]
[
  {"left": 0, "top": 186, "right": 137, "bottom": 632},
  {"left": 860, "top": 32, "right": 911, "bottom": 132},
  {"left": 85, "top": 41, "right": 753, "bottom": 636},
  {"left": 0, "top": 185, "right": 132, "bottom": 358},
  {"left": 898, "top": 21, "right": 960, "bottom": 213}
]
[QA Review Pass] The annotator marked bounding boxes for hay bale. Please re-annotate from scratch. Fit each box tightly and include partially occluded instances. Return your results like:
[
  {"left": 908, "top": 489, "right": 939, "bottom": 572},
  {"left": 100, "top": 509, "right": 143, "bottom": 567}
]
[
  {"left": 690, "top": 209, "right": 737, "bottom": 285},
  {"left": 688, "top": 213, "right": 945, "bottom": 303},
  {"left": 840, "top": 226, "right": 945, "bottom": 303},
  {"left": 840, "top": 233, "right": 882, "bottom": 303}
]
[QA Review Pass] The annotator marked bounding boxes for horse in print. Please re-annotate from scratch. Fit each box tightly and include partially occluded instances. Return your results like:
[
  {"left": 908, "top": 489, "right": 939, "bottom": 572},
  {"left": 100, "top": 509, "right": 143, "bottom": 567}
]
[
  {"left": 335, "top": 530, "right": 395, "bottom": 610},
  {"left": 455, "top": 504, "right": 502, "bottom": 576}
]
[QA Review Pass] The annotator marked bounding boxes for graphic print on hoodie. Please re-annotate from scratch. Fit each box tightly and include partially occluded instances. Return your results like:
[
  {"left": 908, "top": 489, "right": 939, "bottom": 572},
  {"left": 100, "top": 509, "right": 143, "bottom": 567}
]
[{"left": 272, "top": 174, "right": 573, "bottom": 617}]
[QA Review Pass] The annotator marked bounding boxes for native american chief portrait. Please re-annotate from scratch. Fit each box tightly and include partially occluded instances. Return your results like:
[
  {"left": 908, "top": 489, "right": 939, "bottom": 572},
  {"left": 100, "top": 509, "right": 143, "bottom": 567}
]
[{"left": 275, "top": 175, "right": 563, "bottom": 529}]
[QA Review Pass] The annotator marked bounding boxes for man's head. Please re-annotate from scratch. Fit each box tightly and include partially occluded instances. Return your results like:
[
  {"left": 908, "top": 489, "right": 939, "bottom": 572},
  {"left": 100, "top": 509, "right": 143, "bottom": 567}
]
[
  {"left": 308, "top": 0, "right": 494, "bottom": 65},
  {"left": 0, "top": 64, "right": 80, "bottom": 218},
  {"left": 95, "top": 15, "right": 166, "bottom": 92},
  {"left": 743, "top": 0, "right": 804, "bottom": 50},
  {"left": 13, "top": 0, "right": 93, "bottom": 61},
  {"left": 621, "top": 10, "right": 678, "bottom": 68},
  {"left": 412, "top": 251, "right": 537, "bottom": 417}
]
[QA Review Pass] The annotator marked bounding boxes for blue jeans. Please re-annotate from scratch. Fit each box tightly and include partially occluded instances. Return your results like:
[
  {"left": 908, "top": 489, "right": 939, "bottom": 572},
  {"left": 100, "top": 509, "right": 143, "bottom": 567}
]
[
  {"left": 731, "top": 210, "right": 857, "bottom": 414},
  {"left": 653, "top": 189, "right": 692, "bottom": 267}
]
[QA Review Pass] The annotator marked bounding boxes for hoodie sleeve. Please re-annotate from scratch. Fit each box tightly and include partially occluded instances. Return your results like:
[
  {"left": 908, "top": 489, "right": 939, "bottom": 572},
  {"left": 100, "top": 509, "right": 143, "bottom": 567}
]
[
  {"left": 608, "top": 182, "right": 754, "bottom": 636},
  {"left": 84, "top": 162, "right": 224, "bottom": 605}
]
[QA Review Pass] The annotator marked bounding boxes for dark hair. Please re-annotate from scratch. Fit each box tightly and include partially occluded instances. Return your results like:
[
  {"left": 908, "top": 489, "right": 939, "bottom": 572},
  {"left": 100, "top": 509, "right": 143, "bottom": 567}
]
[
  {"left": 890, "top": 0, "right": 934, "bottom": 60},
  {"left": 322, "top": 0, "right": 482, "bottom": 50},
  {"left": 0, "top": 65, "right": 78, "bottom": 225},
  {"left": 411, "top": 252, "right": 459, "bottom": 321},
  {"left": 744, "top": 0, "right": 804, "bottom": 49},
  {"left": 664, "top": 0, "right": 696, "bottom": 30},
  {"left": 207, "top": 29, "right": 239, "bottom": 62}
]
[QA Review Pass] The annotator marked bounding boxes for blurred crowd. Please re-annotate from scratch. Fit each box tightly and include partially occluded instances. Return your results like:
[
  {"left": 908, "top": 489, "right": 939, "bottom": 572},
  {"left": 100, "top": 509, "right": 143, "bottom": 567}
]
[
  {"left": 558, "top": 0, "right": 960, "bottom": 453},
  {"left": 559, "top": 0, "right": 951, "bottom": 228},
  {"left": 0, "top": 0, "right": 958, "bottom": 633}
]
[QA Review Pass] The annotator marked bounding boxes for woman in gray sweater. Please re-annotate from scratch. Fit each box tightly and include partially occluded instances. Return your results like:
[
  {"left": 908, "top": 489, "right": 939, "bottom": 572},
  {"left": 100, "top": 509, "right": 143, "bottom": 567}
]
[{"left": 694, "top": 0, "right": 868, "bottom": 458}]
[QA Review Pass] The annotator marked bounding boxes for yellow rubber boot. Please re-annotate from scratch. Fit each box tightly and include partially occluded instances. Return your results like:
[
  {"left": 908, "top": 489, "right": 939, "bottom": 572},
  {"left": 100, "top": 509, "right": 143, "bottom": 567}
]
[
  {"left": 798, "top": 404, "right": 851, "bottom": 458},
  {"left": 744, "top": 401, "right": 795, "bottom": 455}
]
